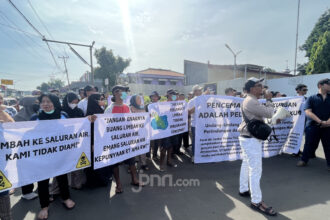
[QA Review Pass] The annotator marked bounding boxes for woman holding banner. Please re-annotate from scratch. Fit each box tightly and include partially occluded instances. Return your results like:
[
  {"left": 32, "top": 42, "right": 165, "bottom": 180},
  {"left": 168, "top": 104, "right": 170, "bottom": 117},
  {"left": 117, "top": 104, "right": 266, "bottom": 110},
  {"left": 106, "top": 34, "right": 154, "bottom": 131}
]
[
  {"left": 31, "top": 94, "right": 75, "bottom": 220},
  {"left": 62, "top": 93, "right": 87, "bottom": 189},
  {"left": 159, "top": 89, "right": 178, "bottom": 171},
  {"left": 14, "top": 96, "right": 40, "bottom": 201},
  {"left": 105, "top": 85, "right": 144, "bottom": 194},
  {"left": 0, "top": 106, "right": 14, "bottom": 220},
  {"left": 146, "top": 91, "right": 162, "bottom": 161},
  {"left": 85, "top": 93, "right": 112, "bottom": 188},
  {"left": 130, "top": 95, "right": 149, "bottom": 171}
]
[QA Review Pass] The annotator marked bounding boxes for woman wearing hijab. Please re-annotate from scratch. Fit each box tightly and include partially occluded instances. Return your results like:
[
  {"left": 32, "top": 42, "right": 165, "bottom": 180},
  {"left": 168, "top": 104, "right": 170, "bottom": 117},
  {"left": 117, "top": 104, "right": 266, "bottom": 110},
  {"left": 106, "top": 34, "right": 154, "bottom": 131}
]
[
  {"left": 62, "top": 93, "right": 86, "bottom": 189},
  {"left": 0, "top": 105, "right": 14, "bottom": 220},
  {"left": 13, "top": 96, "right": 40, "bottom": 200},
  {"left": 31, "top": 94, "right": 75, "bottom": 220},
  {"left": 130, "top": 95, "right": 149, "bottom": 171},
  {"left": 85, "top": 93, "right": 112, "bottom": 187}
]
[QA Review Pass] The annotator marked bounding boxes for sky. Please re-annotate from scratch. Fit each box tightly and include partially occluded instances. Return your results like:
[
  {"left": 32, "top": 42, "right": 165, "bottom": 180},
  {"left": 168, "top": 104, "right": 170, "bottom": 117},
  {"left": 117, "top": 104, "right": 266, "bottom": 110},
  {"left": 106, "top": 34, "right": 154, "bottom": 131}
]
[{"left": 0, "top": 0, "right": 329, "bottom": 90}]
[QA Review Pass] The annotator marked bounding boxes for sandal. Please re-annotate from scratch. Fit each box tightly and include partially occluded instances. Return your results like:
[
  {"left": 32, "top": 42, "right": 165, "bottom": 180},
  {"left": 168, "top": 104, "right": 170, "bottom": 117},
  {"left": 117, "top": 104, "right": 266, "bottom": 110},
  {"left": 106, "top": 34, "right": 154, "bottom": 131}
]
[
  {"left": 167, "top": 162, "right": 177, "bottom": 168},
  {"left": 239, "top": 191, "right": 250, "bottom": 197},
  {"left": 62, "top": 199, "right": 75, "bottom": 210},
  {"left": 115, "top": 187, "right": 124, "bottom": 194},
  {"left": 131, "top": 181, "right": 145, "bottom": 187},
  {"left": 37, "top": 208, "right": 49, "bottom": 220},
  {"left": 141, "top": 165, "right": 149, "bottom": 171},
  {"left": 250, "top": 202, "right": 277, "bottom": 216}
]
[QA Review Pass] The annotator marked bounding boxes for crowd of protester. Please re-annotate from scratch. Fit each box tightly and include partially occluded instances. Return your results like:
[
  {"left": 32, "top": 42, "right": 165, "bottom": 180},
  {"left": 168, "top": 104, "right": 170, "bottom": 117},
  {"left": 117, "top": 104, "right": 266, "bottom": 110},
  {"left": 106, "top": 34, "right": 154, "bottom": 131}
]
[{"left": 0, "top": 77, "right": 329, "bottom": 219}]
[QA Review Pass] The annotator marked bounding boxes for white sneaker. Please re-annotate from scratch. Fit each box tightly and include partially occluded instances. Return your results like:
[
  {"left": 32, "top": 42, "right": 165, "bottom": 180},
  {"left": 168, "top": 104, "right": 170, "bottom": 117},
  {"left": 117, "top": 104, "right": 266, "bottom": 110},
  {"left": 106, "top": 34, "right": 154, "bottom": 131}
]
[{"left": 22, "top": 192, "right": 38, "bottom": 200}]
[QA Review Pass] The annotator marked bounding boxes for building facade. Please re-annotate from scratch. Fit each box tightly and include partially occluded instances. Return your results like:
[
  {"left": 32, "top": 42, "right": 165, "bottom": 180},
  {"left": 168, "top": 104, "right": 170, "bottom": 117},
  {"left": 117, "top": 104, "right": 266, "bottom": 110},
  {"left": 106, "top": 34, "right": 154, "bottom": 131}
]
[
  {"left": 184, "top": 60, "right": 292, "bottom": 85},
  {"left": 127, "top": 68, "right": 184, "bottom": 86}
]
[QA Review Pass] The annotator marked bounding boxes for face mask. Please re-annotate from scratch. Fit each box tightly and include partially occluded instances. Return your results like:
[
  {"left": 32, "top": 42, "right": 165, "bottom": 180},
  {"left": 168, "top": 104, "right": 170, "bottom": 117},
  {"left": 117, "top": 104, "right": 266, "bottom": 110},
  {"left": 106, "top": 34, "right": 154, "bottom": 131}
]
[
  {"left": 44, "top": 109, "right": 55, "bottom": 114},
  {"left": 68, "top": 103, "right": 77, "bottom": 109},
  {"left": 120, "top": 92, "right": 128, "bottom": 100},
  {"left": 32, "top": 104, "right": 40, "bottom": 113},
  {"left": 172, "top": 95, "right": 177, "bottom": 101},
  {"left": 98, "top": 100, "right": 105, "bottom": 107}
]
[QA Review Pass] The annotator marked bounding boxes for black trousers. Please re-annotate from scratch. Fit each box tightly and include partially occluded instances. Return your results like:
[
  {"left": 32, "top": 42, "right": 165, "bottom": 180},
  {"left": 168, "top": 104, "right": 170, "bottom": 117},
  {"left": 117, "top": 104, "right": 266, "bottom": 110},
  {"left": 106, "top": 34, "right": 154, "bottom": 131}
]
[
  {"left": 151, "top": 139, "right": 163, "bottom": 156},
  {"left": 182, "top": 131, "right": 189, "bottom": 148},
  {"left": 173, "top": 134, "right": 182, "bottom": 153},
  {"left": 301, "top": 126, "right": 330, "bottom": 166},
  {"left": 37, "top": 174, "right": 70, "bottom": 208},
  {"left": 21, "top": 184, "right": 34, "bottom": 195}
]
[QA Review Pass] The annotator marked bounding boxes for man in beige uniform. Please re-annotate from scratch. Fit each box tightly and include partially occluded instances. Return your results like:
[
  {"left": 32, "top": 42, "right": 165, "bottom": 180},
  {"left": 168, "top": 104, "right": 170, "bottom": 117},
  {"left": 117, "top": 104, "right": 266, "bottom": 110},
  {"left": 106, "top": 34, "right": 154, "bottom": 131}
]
[{"left": 238, "top": 77, "right": 277, "bottom": 216}]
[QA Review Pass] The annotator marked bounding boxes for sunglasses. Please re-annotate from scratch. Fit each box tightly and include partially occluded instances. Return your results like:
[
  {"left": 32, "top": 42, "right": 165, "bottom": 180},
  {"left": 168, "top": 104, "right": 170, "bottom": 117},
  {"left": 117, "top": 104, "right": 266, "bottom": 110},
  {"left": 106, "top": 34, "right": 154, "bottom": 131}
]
[{"left": 302, "top": 89, "right": 308, "bottom": 92}]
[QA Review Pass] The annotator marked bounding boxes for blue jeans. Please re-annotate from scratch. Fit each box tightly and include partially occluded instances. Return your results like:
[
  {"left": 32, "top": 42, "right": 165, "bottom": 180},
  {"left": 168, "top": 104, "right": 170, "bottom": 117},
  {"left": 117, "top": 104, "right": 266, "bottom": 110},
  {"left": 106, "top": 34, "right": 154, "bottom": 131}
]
[
  {"left": 301, "top": 126, "right": 330, "bottom": 166},
  {"left": 192, "top": 127, "right": 195, "bottom": 156}
]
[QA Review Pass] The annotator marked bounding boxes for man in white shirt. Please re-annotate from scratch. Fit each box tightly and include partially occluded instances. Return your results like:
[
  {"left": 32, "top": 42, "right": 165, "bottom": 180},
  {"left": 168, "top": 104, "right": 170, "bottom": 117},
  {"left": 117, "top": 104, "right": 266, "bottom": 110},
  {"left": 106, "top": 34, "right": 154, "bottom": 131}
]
[
  {"left": 187, "top": 85, "right": 203, "bottom": 162},
  {"left": 78, "top": 85, "right": 95, "bottom": 116}
]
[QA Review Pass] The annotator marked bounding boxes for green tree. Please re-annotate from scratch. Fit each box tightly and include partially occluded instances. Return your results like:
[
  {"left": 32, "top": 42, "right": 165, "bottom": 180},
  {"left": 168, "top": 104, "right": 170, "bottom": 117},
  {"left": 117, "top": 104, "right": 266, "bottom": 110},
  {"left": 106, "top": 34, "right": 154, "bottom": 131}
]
[
  {"left": 300, "top": 9, "right": 330, "bottom": 74},
  {"left": 301, "top": 9, "right": 330, "bottom": 58},
  {"left": 263, "top": 67, "right": 277, "bottom": 72},
  {"left": 306, "top": 31, "right": 330, "bottom": 74},
  {"left": 37, "top": 79, "right": 65, "bottom": 92},
  {"left": 94, "top": 47, "right": 131, "bottom": 89},
  {"left": 297, "top": 63, "right": 307, "bottom": 75},
  {"left": 37, "top": 82, "right": 50, "bottom": 93}
]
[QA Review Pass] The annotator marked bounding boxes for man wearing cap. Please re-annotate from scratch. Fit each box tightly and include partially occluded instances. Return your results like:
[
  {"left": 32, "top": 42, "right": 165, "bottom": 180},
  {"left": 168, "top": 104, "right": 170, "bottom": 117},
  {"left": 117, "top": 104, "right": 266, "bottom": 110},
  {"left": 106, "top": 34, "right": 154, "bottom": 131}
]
[
  {"left": 237, "top": 77, "right": 277, "bottom": 216},
  {"left": 187, "top": 85, "right": 203, "bottom": 162},
  {"left": 297, "top": 78, "right": 330, "bottom": 170},
  {"left": 146, "top": 91, "right": 162, "bottom": 160},
  {"left": 78, "top": 85, "right": 95, "bottom": 116}
]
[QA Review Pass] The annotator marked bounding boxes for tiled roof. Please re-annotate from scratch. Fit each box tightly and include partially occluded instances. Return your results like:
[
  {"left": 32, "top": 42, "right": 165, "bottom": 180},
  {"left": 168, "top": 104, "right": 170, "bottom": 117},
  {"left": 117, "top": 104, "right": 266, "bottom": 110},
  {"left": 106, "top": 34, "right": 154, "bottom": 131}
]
[{"left": 137, "top": 68, "right": 184, "bottom": 77}]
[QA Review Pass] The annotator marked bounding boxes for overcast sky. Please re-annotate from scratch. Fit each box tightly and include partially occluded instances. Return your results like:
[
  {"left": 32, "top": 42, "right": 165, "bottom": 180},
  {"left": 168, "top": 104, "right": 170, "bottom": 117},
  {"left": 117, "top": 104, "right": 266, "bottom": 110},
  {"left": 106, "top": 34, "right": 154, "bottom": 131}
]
[{"left": 0, "top": 0, "right": 328, "bottom": 90}]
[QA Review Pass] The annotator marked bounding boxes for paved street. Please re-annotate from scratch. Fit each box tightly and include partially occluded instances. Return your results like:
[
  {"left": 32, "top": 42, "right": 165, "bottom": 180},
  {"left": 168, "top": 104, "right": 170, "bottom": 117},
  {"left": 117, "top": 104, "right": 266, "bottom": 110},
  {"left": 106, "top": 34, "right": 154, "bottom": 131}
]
[{"left": 10, "top": 143, "right": 330, "bottom": 220}]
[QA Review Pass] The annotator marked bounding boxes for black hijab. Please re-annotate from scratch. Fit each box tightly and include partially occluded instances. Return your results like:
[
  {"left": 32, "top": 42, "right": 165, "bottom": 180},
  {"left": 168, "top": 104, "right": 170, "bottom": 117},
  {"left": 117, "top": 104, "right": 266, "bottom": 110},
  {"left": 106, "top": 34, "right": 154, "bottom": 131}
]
[
  {"left": 38, "top": 94, "right": 62, "bottom": 120},
  {"left": 62, "top": 92, "right": 84, "bottom": 118},
  {"left": 86, "top": 93, "right": 104, "bottom": 116}
]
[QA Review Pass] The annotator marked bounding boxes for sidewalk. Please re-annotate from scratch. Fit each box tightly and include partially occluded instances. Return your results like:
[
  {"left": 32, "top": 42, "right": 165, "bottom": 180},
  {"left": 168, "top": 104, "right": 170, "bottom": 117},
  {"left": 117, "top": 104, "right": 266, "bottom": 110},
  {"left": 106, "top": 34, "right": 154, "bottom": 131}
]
[{"left": 10, "top": 144, "right": 330, "bottom": 220}]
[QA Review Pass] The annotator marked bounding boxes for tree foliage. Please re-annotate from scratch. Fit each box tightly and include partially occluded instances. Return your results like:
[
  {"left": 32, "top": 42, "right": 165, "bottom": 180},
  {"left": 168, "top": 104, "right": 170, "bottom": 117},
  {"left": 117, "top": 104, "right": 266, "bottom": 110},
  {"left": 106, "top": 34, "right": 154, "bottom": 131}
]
[
  {"left": 306, "top": 31, "right": 330, "bottom": 74},
  {"left": 297, "top": 63, "right": 307, "bottom": 75},
  {"left": 263, "top": 67, "right": 277, "bottom": 72},
  {"left": 301, "top": 9, "right": 330, "bottom": 58},
  {"left": 36, "top": 79, "right": 65, "bottom": 92},
  {"left": 94, "top": 47, "right": 131, "bottom": 89},
  {"left": 300, "top": 9, "right": 330, "bottom": 74}
]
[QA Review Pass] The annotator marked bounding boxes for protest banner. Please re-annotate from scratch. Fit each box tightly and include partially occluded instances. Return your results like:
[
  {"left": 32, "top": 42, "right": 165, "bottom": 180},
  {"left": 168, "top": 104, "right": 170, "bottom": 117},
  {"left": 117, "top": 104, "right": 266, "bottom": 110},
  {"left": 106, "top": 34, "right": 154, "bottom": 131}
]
[
  {"left": 0, "top": 118, "right": 91, "bottom": 192},
  {"left": 148, "top": 101, "right": 188, "bottom": 140},
  {"left": 93, "top": 113, "right": 150, "bottom": 169},
  {"left": 194, "top": 95, "right": 305, "bottom": 164}
]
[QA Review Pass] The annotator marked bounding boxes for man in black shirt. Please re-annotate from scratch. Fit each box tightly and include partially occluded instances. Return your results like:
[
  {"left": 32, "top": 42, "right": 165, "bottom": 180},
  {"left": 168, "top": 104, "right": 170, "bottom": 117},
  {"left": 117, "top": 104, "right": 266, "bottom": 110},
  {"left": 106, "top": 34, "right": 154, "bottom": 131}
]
[{"left": 297, "top": 78, "right": 330, "bottom": 170}]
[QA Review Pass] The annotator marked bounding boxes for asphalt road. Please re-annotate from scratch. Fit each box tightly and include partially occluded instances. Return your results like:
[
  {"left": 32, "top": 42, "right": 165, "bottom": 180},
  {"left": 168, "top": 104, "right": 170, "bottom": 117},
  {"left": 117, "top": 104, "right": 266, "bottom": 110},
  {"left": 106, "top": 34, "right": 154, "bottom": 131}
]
[{"left": 9, "top": 142, "right": 330, "bottom": 220}]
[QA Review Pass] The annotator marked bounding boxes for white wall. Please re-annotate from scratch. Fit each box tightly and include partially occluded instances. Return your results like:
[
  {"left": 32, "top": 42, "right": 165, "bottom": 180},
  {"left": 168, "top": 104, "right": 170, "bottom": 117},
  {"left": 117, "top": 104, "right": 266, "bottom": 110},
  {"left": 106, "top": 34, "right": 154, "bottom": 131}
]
[
  {"left": 265, "top": 73, "right": 330, "bottom": 97},
  {"left": 127, "top": 72, "right": 330, "bottom": 97}
]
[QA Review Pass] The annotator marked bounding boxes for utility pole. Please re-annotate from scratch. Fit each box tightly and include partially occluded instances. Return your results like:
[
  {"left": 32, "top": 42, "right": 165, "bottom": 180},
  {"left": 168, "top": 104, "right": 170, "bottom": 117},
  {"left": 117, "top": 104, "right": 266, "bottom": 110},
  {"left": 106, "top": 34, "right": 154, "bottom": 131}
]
[
  {"left": 294, "top": 0, "right": 301, "bottom": 76},
  {"left": 58, "top": 56, "right": 70, "bottom": 89},
  {"left": 42, "top": 38, "right": 95, "bottom": 85}
]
